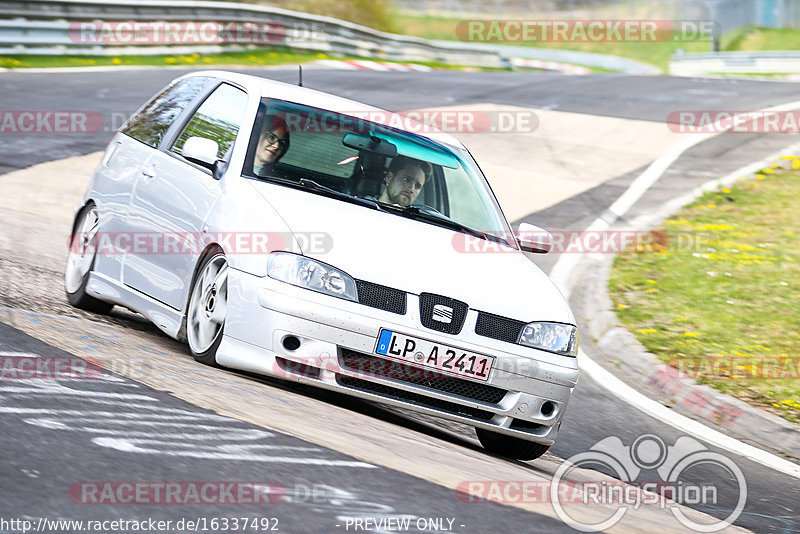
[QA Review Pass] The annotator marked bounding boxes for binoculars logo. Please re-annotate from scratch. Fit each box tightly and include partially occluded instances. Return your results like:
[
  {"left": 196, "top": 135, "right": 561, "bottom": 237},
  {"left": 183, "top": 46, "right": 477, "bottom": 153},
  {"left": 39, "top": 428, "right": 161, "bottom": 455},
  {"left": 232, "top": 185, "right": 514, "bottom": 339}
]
[{"left": 551, "top": 434, "right": 747, "bottom": 532}]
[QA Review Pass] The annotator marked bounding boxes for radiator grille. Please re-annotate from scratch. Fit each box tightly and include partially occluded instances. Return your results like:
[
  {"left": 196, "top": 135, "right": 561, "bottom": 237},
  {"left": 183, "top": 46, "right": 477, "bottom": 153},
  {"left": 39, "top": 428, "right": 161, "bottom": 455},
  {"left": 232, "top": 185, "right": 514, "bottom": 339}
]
[
  {"left": 475, "top": 311, "right": 526, "bottom": 344},
  {"left": 336, "top": 375, "right": 495, "bottom": 421},
  {"left": 355, "top": 279, "right": 406, "bottom": 314},
  {"left": 339, "top": 349, "right": 506, "bottom": 404}
]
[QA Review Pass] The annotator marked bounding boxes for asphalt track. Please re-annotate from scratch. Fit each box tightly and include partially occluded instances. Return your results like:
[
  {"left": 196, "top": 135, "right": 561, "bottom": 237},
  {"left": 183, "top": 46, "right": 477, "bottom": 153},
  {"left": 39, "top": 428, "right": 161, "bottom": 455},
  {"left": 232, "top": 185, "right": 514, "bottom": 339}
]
[
  {"left": 1, "top": 68, "right": 799, "bottom": 533},
  {"left": 0, "top": 321, "right": 572, "bottom": 533}
]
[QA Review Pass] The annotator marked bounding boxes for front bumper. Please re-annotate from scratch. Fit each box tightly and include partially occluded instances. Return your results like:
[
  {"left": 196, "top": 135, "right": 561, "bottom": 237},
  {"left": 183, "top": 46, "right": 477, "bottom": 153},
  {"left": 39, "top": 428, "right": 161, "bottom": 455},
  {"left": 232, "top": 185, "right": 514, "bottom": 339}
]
[{"left": 218, "top": 268, "right": 579, "bottom": 445}]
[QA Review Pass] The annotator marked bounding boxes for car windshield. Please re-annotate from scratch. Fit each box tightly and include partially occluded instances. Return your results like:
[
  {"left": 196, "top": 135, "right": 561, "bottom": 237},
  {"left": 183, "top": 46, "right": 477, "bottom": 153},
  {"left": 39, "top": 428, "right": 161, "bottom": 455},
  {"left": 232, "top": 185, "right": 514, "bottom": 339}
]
[{"left": 243, "top": 98, "right": 514, "bottom": 246}]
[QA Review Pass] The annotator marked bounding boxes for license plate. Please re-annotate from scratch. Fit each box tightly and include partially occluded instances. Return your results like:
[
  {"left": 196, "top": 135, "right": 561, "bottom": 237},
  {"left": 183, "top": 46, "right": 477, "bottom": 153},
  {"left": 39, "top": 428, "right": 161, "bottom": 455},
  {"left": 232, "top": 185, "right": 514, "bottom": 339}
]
[{"left": 374, "top": 329, "right": 494, "bottom": 381}]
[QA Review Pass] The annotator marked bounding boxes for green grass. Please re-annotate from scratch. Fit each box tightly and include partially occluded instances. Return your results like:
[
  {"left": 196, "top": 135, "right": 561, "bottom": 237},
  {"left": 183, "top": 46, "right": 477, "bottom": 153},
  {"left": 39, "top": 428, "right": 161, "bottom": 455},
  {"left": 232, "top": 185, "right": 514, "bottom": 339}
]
[
  {"left": 0, "top": 49, "right": 323, "bottom": 69},
  {"left": 0, "top": 48, "right": 505, "bottom": 71},
  {"left": 608, "top": 162, "right": 800, "bottom": 423},
  {"left": 730, "top": 26, "right": 800, "bottom": 51}
]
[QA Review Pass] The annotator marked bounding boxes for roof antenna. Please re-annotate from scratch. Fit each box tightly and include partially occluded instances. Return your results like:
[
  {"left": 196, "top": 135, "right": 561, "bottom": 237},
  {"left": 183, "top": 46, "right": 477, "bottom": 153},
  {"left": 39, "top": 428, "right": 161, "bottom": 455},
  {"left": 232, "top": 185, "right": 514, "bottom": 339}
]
[{"left": 298, "top": 65, "right": 303, "bottom": 87}]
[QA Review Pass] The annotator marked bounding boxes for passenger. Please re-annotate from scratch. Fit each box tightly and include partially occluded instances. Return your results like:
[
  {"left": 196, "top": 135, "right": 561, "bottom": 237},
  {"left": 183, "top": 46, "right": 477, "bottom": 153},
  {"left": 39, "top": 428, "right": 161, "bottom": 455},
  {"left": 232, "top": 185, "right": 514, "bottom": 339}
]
[
  {"left": 254, "top": 115, "right": 290, "bottom": 176},
  {"left": 376, "top": 155, "right": 432, "bottom": 206}
]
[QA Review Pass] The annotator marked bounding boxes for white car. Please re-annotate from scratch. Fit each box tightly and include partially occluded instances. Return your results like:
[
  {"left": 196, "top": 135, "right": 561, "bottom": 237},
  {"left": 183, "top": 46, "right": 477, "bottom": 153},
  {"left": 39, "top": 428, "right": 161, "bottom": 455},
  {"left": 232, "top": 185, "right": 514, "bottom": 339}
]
[{"left": 65, "top": 70, "right": 579, "bottom": 460}]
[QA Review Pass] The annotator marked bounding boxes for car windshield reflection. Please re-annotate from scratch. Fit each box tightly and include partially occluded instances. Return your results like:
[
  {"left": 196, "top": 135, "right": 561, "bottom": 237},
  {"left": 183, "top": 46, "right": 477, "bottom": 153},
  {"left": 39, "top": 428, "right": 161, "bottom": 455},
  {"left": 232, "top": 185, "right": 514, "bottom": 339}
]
[{"left": 243, "top": 99, "right": 514, "bottom": 247}]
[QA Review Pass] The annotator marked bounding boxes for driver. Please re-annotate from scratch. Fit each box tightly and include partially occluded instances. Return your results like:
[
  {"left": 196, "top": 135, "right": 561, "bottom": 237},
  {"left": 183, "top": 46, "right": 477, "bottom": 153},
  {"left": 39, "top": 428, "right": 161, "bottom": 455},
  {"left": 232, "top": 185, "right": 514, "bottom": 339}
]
[{"left": 377, "top": 156, "right": 432, "bottom": 206}]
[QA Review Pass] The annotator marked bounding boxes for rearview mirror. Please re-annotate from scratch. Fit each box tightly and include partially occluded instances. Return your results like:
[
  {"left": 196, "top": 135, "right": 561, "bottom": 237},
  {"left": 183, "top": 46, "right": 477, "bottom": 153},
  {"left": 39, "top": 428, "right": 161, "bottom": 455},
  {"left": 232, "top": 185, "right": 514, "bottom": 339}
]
[
  {"left": 343, "top": 133, "right": 398, "bottom": 157},
  {"left": 516, "top": 222, "right": 551, "bottom": 254}
]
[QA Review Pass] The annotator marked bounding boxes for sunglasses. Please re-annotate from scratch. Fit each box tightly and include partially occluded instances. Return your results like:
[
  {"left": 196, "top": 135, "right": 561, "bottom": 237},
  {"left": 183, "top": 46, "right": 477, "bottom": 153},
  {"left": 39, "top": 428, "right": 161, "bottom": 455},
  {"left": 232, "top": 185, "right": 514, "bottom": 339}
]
[{"left": 263, "top": 131, "right": 288, "bottom": 149}]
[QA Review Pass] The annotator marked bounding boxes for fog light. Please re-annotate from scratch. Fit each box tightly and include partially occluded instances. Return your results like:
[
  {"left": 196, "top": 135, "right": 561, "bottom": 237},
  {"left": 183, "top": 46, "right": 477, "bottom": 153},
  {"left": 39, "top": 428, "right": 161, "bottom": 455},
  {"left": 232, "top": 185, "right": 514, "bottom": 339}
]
[{"left": 282, "top": 335, "right": 301, "bottom": 351}]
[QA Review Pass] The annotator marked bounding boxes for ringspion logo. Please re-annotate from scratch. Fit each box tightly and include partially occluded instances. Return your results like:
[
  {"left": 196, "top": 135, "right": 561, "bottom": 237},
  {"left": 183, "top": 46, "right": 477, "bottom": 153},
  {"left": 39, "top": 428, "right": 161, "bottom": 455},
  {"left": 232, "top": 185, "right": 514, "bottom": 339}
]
[{"left": 458, "top": 434, "right": 746, "bottom": 532}]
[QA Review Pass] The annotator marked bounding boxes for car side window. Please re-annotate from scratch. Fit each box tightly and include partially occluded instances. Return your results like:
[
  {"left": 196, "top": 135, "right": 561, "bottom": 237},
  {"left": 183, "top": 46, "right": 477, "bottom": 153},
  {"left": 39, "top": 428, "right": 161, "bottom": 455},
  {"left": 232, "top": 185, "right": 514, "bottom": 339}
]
[
  {"left": 121, "top": 77, "right": 210, "bottom": 148},
  {"left": 171, "top": 83, "right": 248, "bottom": 160}
]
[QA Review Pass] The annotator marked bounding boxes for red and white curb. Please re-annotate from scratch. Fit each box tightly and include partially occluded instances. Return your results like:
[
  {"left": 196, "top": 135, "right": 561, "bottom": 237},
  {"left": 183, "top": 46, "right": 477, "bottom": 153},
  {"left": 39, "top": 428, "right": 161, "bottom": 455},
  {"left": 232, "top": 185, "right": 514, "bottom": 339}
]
[
  {"left": 313, "top": 59, "right": 432, "bottom": 72},
  {"left": 508, "top": 57, "right": 590, "bottom": 75}
]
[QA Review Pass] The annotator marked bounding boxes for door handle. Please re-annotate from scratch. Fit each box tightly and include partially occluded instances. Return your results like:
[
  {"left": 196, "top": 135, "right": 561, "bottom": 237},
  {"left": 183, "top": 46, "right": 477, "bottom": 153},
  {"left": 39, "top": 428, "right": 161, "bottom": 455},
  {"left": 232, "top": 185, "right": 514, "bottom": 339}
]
[{"left": 141, "top": 165, "right": 156, "bottom": 179}]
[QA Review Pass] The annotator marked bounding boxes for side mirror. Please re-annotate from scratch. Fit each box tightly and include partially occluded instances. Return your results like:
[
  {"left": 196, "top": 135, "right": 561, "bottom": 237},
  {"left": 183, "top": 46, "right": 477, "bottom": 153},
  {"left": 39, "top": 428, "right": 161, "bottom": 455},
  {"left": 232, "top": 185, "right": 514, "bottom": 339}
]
[
  {"left": 516, "top": 222, "right": 551, "bottom": 254},
  {"left": 183, "top": 137, "right": 221, "bottom": 176}
]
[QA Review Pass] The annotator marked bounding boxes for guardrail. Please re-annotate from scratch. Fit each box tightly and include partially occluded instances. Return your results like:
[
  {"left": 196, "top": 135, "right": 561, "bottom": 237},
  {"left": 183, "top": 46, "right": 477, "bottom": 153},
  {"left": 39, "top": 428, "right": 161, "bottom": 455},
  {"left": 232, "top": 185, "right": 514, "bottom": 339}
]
[
  {"left": 0, "top": 0, "right": 661, "bottom": 74},
  {"left": 670, "top": 50, "right": 800, "bottom": 76},
  {"left": 0, "top": 0, "right": 506, "bottom": 66}
]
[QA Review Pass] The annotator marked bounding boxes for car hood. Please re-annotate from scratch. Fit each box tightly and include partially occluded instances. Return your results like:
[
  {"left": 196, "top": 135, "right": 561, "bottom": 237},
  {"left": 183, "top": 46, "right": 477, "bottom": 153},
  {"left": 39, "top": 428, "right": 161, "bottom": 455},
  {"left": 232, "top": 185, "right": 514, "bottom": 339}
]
[{"left": 248, "top": 181, "right": 574, "bottom": 323}]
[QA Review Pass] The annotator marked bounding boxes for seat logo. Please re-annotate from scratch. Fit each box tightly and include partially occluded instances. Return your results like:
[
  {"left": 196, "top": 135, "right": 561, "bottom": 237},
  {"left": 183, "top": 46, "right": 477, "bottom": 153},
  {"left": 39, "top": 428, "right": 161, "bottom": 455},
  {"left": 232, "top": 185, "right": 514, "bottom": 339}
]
[{"left": 431, "top": 305, "right": 454, "bottom": 324}]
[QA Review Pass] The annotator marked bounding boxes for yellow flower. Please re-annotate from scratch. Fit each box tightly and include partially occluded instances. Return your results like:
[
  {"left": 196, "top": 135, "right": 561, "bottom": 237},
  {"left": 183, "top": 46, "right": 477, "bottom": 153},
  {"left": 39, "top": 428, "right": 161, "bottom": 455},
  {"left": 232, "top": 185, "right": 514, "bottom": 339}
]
[
  {"left": 647, "top": 279, "right": 656, "bottom": 284},
  {"left": 112, "top": 57, "right": 121, "bottom": 65},
  {"left": 682, "top": 332, "right": 700, "bottom": 337},
  {"left": 756, "top": 174, "right": 765, "bottom": 179},
  {"left": 316, "top": 53, "right": 328, "bottom": 59},
  {"left": 722, "top": 188, "right": 731, "bottom": 194},
  {"left": 763, "top": 168, "right": 775, "bottom": 174},
  {"left": 638, "top": 328, "right": 657, "bottom": 334},
  {"left": 166, "top": 57, "right": 178, "bottom": 64},
  {"left": 646, "top": 288, "right": 656, "bottom": 293},
  {"left": 618, "top": 304, "right": 628, "bottom": 309}
]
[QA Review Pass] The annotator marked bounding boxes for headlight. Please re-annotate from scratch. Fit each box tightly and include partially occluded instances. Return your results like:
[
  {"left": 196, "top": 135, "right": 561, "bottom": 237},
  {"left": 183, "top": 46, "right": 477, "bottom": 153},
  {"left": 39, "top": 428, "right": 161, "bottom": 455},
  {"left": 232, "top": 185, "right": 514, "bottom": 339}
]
[
  {"left": 518, "top": 322, "right": 578, "bottom": 357},
  {"left": 267, "top": 252, "right": 358, "bottom": 302}
]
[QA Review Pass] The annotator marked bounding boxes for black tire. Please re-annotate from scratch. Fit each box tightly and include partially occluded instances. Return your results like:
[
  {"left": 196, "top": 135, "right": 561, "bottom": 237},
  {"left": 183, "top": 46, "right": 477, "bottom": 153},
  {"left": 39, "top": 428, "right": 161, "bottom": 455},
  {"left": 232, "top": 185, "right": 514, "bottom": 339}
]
[
  {"left": 475, "top": 427, "right": 551, "bottom": 461},
  {"left": 186, "top": 249, "right": 227, "bottom": 366},
  {"left": 64, "top": 203, "right": 113, "bottom": 314}
]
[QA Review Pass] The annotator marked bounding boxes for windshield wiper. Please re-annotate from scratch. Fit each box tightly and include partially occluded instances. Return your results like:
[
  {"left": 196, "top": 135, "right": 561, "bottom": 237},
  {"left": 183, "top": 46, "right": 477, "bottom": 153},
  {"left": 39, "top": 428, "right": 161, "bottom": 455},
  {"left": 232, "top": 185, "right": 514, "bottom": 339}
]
[
  {"left": 388, "top": 204, "right": 501, "bottom": 243},
  {"left": 257, "top": 175, "right": 384, "bottom": 211},
  {"left": 297, "top": 178, "right": 385, "bottom": 211}
]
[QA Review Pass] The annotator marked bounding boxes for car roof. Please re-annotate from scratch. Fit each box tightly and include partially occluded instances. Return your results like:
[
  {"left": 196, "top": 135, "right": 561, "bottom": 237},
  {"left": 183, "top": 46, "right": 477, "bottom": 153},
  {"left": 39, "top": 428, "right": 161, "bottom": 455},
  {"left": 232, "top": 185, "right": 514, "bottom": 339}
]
[{"left": 181, "top": 70, "right": 465, "bottom": 150}]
